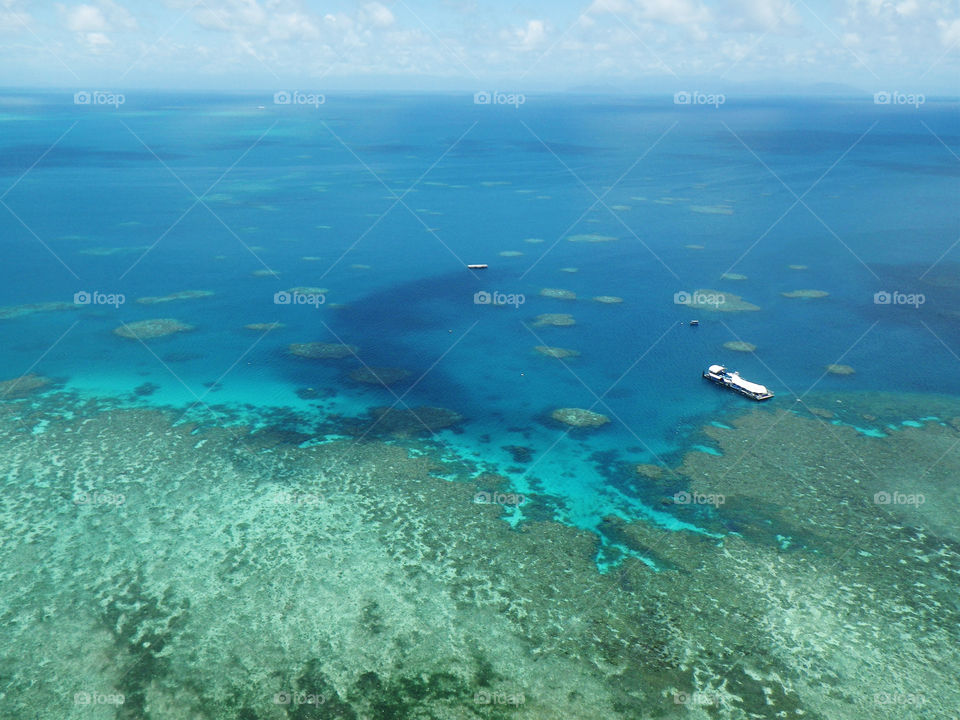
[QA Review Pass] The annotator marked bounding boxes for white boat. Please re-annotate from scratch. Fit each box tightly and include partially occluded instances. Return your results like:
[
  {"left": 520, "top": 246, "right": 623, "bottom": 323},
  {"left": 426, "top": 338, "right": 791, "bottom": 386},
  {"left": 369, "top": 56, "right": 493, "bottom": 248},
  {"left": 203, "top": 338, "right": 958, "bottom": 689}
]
[
  {"left": 467, "top": 264, "right": 488, "bottom": 270},
  {"left": 703, "top": 364, "right": 773, "bottom": 401}
]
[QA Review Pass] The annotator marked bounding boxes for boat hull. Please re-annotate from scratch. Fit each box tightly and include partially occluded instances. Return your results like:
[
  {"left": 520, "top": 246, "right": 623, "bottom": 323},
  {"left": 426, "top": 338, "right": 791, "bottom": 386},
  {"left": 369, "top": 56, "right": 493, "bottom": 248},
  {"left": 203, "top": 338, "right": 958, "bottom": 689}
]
[{"left": 703, "top": 371, "right": 774, "bottom": 401}]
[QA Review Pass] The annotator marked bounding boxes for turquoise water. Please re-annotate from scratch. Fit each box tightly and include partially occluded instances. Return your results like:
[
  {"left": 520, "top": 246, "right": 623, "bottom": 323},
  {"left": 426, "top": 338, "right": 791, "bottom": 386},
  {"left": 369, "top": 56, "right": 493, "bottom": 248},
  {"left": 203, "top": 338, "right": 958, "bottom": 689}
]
[{"left": 3, "top": 93, "right": 959, "bottom": 532}]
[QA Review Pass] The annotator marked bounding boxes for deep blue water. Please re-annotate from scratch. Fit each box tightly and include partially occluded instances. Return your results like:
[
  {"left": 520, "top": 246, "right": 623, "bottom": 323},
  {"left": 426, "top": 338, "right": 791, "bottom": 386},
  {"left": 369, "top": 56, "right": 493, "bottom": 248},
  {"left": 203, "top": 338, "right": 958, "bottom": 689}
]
[{"left": 1, "top": 91, "right": 958, "bottom": 534}]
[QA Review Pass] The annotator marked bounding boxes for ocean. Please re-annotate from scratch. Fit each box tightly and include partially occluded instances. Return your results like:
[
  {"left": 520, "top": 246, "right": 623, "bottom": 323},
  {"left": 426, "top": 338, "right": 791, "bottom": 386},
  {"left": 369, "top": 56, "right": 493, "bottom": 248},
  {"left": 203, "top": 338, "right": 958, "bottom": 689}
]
[{"left": 1, "top": 92, "right": 958, "bottom": 719}]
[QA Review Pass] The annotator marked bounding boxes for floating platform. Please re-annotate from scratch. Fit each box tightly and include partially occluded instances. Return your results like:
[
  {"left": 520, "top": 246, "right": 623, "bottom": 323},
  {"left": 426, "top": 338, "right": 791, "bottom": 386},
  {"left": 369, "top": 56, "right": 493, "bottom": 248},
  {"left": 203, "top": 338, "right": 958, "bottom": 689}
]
[{"left": 703, "top": 364, "right": 773, "bottom": 401}]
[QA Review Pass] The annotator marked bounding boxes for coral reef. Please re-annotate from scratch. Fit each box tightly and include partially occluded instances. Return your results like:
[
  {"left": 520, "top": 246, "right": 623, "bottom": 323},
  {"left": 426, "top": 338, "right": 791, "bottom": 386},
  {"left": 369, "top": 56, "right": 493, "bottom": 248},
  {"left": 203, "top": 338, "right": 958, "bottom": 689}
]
[
  {"left": 539, "top": 288, "right": 576, "bottom": 300},
  {"left": 0, "top": 373, "right": 52, "bottom": 398},
  {"left": 363, "top": 405, "right": 463, "bottom": 436},
  {"left": 532, "top": 313, "right": 575, "bottom": 327},
  {"left": 534, "top": 346, "right": 580, "bottom": 359},
  {"left": 690, "top": 204, "right": 734, "bottom": 215},
  {"left": 113, "top": 319, "right": 195, "bottom": 340},
  {"left": 826, "top": 364, "right": 855, "bottom": 375},
  {"left": 289, "top": 342, "right": 358, "bottom": 359},
  {"left": 782, "top": 289, "right": 829, "bottom": 298},
  {"left": 723, "top": 341, "right": 756, "bottom": 352},
  {"left": 0, "top": 393, "right": 958, "bottom": 719},
  {"left": 136, "top": 290, "right": 214, "bottom": 305},
  {"left": 550, "top": 408, "right": 610, "bottom": 428},
  {"left": 567, "top": 234, "right": 616, "bottom": 243},
  {"left": 0, "top": 301, "right": 78, "bottom": 319},
  {"left": 679, "top": 289, "right": 760, "bottom": 312}
]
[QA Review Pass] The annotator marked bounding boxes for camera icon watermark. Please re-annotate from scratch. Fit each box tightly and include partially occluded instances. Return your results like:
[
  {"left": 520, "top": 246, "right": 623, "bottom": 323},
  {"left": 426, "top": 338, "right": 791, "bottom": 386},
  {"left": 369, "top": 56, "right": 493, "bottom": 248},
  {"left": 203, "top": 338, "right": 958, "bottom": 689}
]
[
  {"left": 474, "top": 690, "right": 525, "bottom": 706},
  {"left": 74, "top": 491, "right": 126, "bottom": 506},
  {"left": 74, "top": 691, "right": 125, "bottom": 706},
  {"left": 873, "top": 691, "right": 926, "bottom": 706},
  {"left": 74, "top": 90, "right": 125, "bottom": 108},
  {"left": 873, "top": 91, "right": 924, "bottom": 108},
  {"left": 274, "top": 90, "right": 325, "bottom": 108},
  {"left": 274, "top": 290, "right": 325, "bottom": 308},
  {"left": 674, "top": 90, "right": 725, "bottom": 108},
  {"left": 273, "top": 691, "right": 326, "bottom": 706},
  {"left": 674, "top": 290, "right": 725, "bottom": 308},
  {"left": 873, "top": 290, "right": 925, "bottom": 308},
  {"left": 272, "top": 491, "right": 324, "bottom": 506},
  {"left": 473, "top": 491, "right": 526, "bottom": 507},
  {"left": 673, "top": 691, "right": 720, "bottom": 706},
  {"left": 474, "top": 90, "right": 526, "bottom": 108},
  {"left": 474, "top": 290, "right": 525, "bottom": 308},
  {"left": 873, "top": 491, "right": 924, "bottom": 506},
  {"left": 74, "top": 290, "right": 125, "bottom": 308},
  {"left": 673, "top": 491, "right": 724, "bottom": 507}
]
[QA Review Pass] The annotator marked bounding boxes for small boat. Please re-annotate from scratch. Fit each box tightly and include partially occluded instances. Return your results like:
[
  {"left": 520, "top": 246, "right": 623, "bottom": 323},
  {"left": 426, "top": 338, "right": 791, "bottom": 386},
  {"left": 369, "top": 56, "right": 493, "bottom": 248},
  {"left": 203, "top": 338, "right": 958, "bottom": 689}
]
[
  {"left": 689, "top": 320, "right": 699, "bottom": 326},
  {"left": 467, "top": 264, "right": 488, "bottom": 270},
  {"left": 703, "top": 364, "right": 773, "bottom": 401}
]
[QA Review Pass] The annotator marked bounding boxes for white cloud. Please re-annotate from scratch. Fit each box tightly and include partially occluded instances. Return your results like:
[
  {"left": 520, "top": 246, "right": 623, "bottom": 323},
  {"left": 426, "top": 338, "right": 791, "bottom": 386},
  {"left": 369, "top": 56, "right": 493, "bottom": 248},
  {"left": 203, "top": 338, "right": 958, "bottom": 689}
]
[
  {"left": 22, "top": 0, "right": 954, "bottom": 90},
  {"left": 99, "top": 0, "right": 137, "bottom": 30},
  {"left": 590, "top": 0, "right": 712, "bottom": 26},
  {"left": 60, "top": 1, "right": 136, "bottom": 51},
  {"left": 587, "top": 0, "right": 712, "bottom": 25},
  {"left": 635, "top": 0, "right": 711, "bottom": 25},
  {"left": 514, "top": 19, "right": 547, "bottom": 49},
  {"left": 937, "top": 17, "right": 960, "bottom": 47},
  {"left": 720, "top": 0, "right": 802, "bottom": 32},
  {"left": 65, "top": 4, "right": 108, "bottom": 33},
  {"left": 586, "top": 0, "right": 713, "bottom": 46},
  {"left": 85, "top": 31, "right": 111, "bottom": 46},
  {"left": 361, "top": 2, "right": 395, "bottom": 28},
  {"left": 266, "top": 12, "right": 320, "bottom": 41},
  {"left": 895, "top": 0, "right": 918, "bottom": 16},
  {"left": 588, "top": 0, "right": 631, "bottom": 13},
  {"left": 193, "top": 0, "right": 267, "bottom": 32}
]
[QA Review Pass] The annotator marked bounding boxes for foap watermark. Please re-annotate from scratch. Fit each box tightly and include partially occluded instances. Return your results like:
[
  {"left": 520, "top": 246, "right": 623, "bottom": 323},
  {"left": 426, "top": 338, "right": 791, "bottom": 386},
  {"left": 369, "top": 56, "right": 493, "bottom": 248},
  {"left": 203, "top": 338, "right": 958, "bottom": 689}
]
[
  {"left": 272, "top": 491, "right": 324, "bottom": 506},
  {"left": 274, "top": 90, "right": 325, "bottom": 108},
  {"left": 873, "top": 691, "right": 926, "bottom": 707},
  {"left": 74, "top": 290, "right": 125, "bottom": 308},
  {"left": 274, "top": 691, "right": 326, "bottom": 707},
  {"left": 474, "top": 690, "right": 525, "bottom": 706},
  {"left": 873, "top": 290, "right": 925, "bottom": 308},
  {"left": 674, "top": 91, "right": 725, "bottom": 108},
  {"left": 474, "top": 290, "right": 525, "bottom": 308},
  {"left": 74, "top": 90, "right": 125, "bottom": 108},
  {"left": 474, "top": 90, "right": 526, "bottom": 108},
  {"left": 874, "top": 491, "right": 924, "bottom": 506},
  {"left": 74, "top": 691, "right": 125, "bottom": 706},
  {"left": 274, "top": 290, "right": 325, "bottom": 308},
  {"left": 673, "top": 691, "right": 720, "bottom": 707},
  {"left": 74, "top": 491, "right": 125, "bottom": 506},
  {"left": 674, "top": 491, "right": 724, "bottom": 507},
  {"left": 474, "top": 491, "right": 526, "bottom": 507},
  {"left": 674, "top": 290, "right": 725, "bottom": 309},
  {"left": 874, "top": 91, "right": 925, "bottom": 108}
]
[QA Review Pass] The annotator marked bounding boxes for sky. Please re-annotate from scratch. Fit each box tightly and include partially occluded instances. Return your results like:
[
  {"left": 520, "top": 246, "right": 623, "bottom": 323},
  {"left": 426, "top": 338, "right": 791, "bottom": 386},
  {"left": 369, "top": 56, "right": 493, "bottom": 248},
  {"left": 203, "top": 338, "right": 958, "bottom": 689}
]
[{"left": 0, "top": 0, "right": 957, "bottom": 93}]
